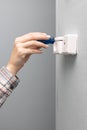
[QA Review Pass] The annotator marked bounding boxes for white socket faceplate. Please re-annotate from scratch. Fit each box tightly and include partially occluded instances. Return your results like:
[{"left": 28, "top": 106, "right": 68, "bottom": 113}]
[{"left": 53, "top": 34, "right": 78, "bottom": 55}]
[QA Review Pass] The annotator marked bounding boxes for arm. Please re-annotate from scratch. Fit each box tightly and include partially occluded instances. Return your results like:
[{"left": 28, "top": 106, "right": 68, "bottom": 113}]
[
  {"left": 0, "top": 32, "right": 50, "bottom": 107},
  {"left": 0, "top": 66, "right": 19, "bottom": 107}
]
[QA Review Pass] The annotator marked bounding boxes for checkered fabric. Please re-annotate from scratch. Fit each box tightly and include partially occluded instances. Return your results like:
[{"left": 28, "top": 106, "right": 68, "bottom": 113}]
[{"left": 0, "top": 66, "right": 20, "bottom": 107}]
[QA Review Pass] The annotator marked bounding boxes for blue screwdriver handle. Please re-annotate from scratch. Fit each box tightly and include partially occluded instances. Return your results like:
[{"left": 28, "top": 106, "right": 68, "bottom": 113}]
[{"left": 38, "top": 37, "right": 55, "bottom": 44}]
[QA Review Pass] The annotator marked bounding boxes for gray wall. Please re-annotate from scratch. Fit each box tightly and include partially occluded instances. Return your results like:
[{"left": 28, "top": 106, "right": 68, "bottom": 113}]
[
  {"left": 56, "top": 0, "right": 87, "bottom": 130},
  {"left": 0, "top": 1, "right": 55, "bottom": 130}
]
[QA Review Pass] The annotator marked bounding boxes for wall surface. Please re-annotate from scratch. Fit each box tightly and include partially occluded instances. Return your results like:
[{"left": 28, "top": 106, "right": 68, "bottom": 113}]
[
  {"left": 56, "top": 0, "right": 87, "bottom": 130},
  {"left": 0, "top": 0, "right": 55, "bottom": 130}
]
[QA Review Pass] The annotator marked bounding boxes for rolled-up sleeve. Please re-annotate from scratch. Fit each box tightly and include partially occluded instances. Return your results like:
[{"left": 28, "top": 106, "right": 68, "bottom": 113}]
[{"left": 0, "top": 66, "right": 20, "bottom": 107}]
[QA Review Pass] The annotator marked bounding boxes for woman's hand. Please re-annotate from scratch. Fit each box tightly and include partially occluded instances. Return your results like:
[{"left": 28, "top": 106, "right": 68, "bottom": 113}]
[{"left": 6, "top": 32, "right": 50, "bottom": 75}]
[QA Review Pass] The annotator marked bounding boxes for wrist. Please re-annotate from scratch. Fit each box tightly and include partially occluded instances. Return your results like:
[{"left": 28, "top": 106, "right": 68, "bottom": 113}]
[{"left": 6, "top": 64, "right": 19, "bottom": 75}]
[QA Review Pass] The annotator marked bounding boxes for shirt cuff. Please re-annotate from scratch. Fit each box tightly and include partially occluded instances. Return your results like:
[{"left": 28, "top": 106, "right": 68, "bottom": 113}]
[{"left": 0, "top": 66, "right": 20, "bottom": 93}]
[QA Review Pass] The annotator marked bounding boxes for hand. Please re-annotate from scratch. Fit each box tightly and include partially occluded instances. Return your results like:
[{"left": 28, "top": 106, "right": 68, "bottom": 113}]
[{"left": 6, "top": 32, "right": 50, "bottom": 75}]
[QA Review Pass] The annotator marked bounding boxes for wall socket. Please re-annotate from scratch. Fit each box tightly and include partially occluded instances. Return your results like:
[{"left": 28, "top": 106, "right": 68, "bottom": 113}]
[{"left": 53, "top": 34, "right": 78, "bottom": 55}]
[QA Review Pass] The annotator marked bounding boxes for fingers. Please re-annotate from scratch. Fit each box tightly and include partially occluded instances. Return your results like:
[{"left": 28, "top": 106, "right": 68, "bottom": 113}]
[
  {"left": 17, "top": 40, "right": 48, "bottom": 55},
  {"left": 20, "top": 40, "right": 49, "bottom": 49},
  {"left": 23, "top": 48, "right": 43, "bottom": 55},
  {"left": 15, "top": 32, "right": 50, "bottom": 43}
]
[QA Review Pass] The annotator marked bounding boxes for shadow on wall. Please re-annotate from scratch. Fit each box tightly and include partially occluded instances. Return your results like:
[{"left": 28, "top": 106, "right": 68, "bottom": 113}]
[{"left": 59, "top": 55, "right": 77, "bottom": 75}]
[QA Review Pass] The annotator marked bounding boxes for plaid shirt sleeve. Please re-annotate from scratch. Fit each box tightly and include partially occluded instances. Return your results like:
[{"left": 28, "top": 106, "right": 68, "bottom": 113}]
[{"left": 0, "top": 66, "right": 20, "bottom": 107}]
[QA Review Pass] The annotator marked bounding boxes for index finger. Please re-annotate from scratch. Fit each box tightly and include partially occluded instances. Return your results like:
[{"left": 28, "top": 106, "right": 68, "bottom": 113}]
[{"left": 15, "top": 32, "right": 50, "bottom": 43}]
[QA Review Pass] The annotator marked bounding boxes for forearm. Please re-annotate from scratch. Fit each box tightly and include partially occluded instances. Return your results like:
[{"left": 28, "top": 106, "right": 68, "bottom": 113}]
[{"left": 0, "top": 66, "right": 20, "bottom": 107}]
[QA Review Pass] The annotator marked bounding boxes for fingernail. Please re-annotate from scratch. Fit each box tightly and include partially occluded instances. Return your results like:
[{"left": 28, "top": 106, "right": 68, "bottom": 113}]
[
  {"left": 43, "top": 33, "right": 47, "bottom": 35},
  {"left": 46, "top": 35, "right": 51, "bottom": 38},
  {"left": 46, "top": 45, "right": 49, "bottom": 48}
]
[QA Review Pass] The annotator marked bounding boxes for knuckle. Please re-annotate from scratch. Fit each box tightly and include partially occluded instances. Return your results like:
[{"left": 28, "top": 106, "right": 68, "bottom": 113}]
[
  {"left": 29, "top": 49, "right": 34, "bottom": 54},
  {"left": 31, "top": 40, "right": 35, "bottom": 44},
  {"left": 15, "top": 37, "right": 20, "bottom": 42},
  {"left": 14, "top": 44, "right": 23, "bottom": 55},
  {"left": 29, "top": 32, "right": 33, "bottom": 36},
  {"left": 29, "top": 40, "right": 36, "bottom": 46},
  {"left": 14, "top": 42, "right": 20, "bottom": 49},
  {"left": 29, "top": 33, "right": 35, "bottom": 39},
  {"left": 29, "top": 49, "right": 33, "bottom": 54}
]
